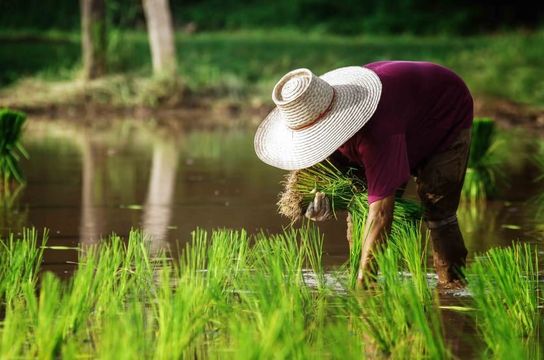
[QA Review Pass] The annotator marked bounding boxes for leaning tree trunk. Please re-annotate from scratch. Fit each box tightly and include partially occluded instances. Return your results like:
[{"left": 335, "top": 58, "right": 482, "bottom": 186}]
[
  {"left": 142, "top": 0, "right": 177, "bottom": 75},
  {"left": 80, "top": 0, "right": 107, "bottom": 80}
]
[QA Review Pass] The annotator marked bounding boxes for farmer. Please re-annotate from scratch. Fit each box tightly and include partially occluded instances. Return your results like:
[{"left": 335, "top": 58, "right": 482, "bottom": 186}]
[{"left": 254, "top": 61, "right": 473, "bottom": 288}]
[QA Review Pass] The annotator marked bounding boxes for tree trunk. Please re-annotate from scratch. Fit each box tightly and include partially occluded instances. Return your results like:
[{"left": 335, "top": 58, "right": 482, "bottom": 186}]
[
  {"left": 80, "top": 0, "right": 107, "bottom": 80},
  {"left": 142, "top": 0, "right": 177, "bottom": 75}
]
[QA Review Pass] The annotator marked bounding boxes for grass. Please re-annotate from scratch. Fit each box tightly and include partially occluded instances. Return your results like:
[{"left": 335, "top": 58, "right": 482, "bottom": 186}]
[
  {"left": 349, "top": 222, "right": 448, "bottom": 359},
  {"left": 461, "top": 117, "right": 503, "bottom": 202},
  {"left": 1, "top": 29, "right": 543, "bottom": 108},
  {"left": 465, "top": 243, "right": 541, "bottom": 359},
  {"left": 0, "top": 109, "right": 28, "bottom": 192},
  {"left": 0, "top": 225, "right": 541, "bottom": 358}
]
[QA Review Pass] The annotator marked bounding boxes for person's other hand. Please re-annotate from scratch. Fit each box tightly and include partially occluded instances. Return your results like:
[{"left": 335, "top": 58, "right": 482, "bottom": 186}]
[{"left": 305, "top": 191, "right": 332, "bottom": 221}]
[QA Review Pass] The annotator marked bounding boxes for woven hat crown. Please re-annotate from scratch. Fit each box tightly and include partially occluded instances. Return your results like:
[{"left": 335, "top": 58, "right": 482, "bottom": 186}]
[{"left": 272, "top": 68, "right": 334, "bottom": 130}]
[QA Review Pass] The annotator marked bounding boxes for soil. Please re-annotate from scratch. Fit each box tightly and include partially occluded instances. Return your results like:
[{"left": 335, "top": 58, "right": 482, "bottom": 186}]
[{"left": 2, "top": 88, "right": 543, "bottom": 134}]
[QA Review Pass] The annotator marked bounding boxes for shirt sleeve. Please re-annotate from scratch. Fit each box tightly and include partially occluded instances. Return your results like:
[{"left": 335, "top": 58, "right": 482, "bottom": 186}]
[{"left": 359, "top": 133, "right": 410, "bottom": 203}]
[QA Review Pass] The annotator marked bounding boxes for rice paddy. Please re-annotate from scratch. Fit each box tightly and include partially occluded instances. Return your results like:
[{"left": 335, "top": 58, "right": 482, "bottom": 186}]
[
  {"left": 0, "top": 223, "right": 541, "bottom": 358},
  {"left": 0, "top": 120, "right": 542, "bottom": 358}
]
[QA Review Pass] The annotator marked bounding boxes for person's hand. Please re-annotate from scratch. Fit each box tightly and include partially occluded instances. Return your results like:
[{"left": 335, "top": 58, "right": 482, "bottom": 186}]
[{"left": 304, "top": 191, "right": 332, "bottom": 221}]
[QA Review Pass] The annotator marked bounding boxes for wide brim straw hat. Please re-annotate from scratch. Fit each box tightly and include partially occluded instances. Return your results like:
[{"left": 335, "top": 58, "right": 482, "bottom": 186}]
[{"left": 254, "top": 66, "right": 382, "bottom": 170}]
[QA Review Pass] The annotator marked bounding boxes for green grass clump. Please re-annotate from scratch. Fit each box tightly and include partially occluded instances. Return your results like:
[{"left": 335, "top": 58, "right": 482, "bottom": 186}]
[
  {"left": 462, "top": 117, "right": 502, "bottom": 202},
  {"left": 347, "top": 220, "right": 448, "bottom": 359},
  {"left": 0, "top": 226, "right": 541, "bottom": 358},
  {"left": 0, "top": 228, "right": 45, "bottom": 304},
  {"left": 465, "top": 243, "right": 540, "bottom": 358},
  {"left": 0, "top": 109, "right": 29, "bottom": 192},
  {"left": 277, "top": 160, "right": 422, "bottom": 229}
]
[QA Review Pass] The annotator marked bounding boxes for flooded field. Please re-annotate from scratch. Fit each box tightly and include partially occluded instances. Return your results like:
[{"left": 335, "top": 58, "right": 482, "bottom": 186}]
[
  {"left": 1, "top": 118, "right": 543, "bottom": 358},
  {"left": 9, "top": 119, "right": 543, "bottom": 268}
]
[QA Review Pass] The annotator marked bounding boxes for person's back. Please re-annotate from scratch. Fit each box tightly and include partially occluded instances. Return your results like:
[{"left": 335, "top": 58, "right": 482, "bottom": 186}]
[
  {"left": 365, "top": 61, "right": 473, "bottom": 165},
  {"left": 338, "top": 61, "right": 473, "bottom": 203}
]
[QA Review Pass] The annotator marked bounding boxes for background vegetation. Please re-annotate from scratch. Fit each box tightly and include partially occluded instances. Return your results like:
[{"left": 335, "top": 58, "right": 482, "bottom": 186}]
[
  {"left": 1, "top": 0, "right": 542, "bottom": 35},
  {"left": 1, "top": 1, "right": 543, "bottom": 110}
]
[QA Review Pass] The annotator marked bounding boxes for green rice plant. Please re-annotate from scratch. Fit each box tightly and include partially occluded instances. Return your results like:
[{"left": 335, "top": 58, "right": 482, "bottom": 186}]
[
  {"left": 462, "top": 117, "right": 502, "bottom": 202},
  {"left": 349, "top": 222, "right": 448, "bottom": 359},
  {"left": 347, "top": 210, "right": 366, "bottom": 288},
  {"left": 225, "top": 229, "right": 313, "bottom": 359},
  {"left": 24, "top": 273, "right": 66, "bottom": 359},
  {"left": 0, "top": 109, "right": 29, "bottom": 192},
  {"left": 153, "top": 266, "right": 212, "bottom": 359},
  {"left": 0, "top": 300, "right": 29, "bottom": 358},
  {"left": 96, "top": 301, "right": 152, "bottom": 360},
  {"left": 0, "top": 228, "right": 46, "bottom": 304},
  {"left": 465, "top": 243, "right": 540, "bottom": 358},
  {"left": 299, "top": 222, "right": 326, "bottom": 289}
]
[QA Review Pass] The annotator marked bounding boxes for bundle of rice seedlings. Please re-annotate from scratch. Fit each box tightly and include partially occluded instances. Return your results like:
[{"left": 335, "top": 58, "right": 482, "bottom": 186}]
[
  {"left": 462, "top": 117, "right": 501, "bottom": 202},
  {"left": 277, "top": 160, "right": 422, "bottom": 226},
  {"left": 0, "top": 109, "right": 29, "bottom": 192}
]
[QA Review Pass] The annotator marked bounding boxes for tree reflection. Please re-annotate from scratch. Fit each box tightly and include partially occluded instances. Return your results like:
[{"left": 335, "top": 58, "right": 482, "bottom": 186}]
[{"left": 143, "top": 135, "right": 179, "bottom": 254}]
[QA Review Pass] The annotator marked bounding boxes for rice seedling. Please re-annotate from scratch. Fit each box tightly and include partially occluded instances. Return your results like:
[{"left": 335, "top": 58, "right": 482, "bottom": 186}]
[
  {"left": 0, "top": 108, "right": 29, "bottom": 193},
  {"left": 0, "top": 224, "right": 540, "bottom": 359},
  {"left": 462, "top": 117, "right": 503, "bottom": 202},
  {"left": 351, "top": 222, "right": 448, "bottom": 359},
  {"left": 0, "top": 228, "right": 46, "bottom": 304},
  {"left": 95, "top": 301, "right": 152, "bottom": 360},
  {"left": 277, "top": 160, "right": 422, "bottom": 227},
  {"left": 0, "top": 300, "right": 28, "bottom": 358},
  {"left": 465, "top": 243, "right": 540, "bottom": 358}
]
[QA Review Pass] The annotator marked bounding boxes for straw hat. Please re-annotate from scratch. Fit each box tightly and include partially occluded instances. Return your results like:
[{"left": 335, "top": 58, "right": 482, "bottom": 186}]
[{"left": 254, "top": 66, "right": 382, "bottom": 170}]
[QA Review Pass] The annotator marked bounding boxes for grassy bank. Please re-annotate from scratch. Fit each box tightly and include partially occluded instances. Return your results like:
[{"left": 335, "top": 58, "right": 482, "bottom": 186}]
[{"left": 1, "top": 29, "right": 543, "bottom": 110}]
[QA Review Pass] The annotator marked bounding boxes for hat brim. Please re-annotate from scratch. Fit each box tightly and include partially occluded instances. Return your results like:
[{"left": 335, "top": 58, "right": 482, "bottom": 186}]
[{"left": 254, "top": 66, "right": 382, "bottom": 170}]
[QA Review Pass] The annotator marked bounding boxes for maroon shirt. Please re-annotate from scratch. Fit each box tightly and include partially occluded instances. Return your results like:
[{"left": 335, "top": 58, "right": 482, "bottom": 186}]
[{"left": 337, "top": 61, "right": 473, "bottom": 203}]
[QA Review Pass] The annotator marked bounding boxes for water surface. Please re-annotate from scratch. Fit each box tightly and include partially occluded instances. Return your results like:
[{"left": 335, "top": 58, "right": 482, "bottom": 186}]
[{"left": 4, "top": 119, "right": 543, "bottom": 275}]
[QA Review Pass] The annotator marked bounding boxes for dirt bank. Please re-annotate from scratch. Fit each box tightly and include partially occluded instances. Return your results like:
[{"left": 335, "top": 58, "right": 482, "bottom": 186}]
[{"left": 1, "top": 81, "right": 543, "bottom": 133}]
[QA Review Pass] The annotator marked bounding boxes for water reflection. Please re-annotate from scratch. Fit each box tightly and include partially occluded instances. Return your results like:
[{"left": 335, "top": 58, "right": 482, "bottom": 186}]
[
  {"left": 10, "top": 120, "right": 544, "bottom": 270},
  {"left": 79, "top": 135, "right": 100, "bottom": 245},
  {"left": 143, "top": 135, "right": 179, "bottom": 254}
]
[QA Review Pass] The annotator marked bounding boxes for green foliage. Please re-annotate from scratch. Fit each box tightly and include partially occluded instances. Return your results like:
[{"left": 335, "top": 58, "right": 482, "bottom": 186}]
[
  {"left": 0, "top": 228, "right": 45, "bottom": 305},
  {"left": 2, "top": 30, "right": 544, "bottom": 108},
  {"left": 0, "top": 109, "right": 29, "bottom": 191},
  {"left": 278, "top": 160, "right": 422, "bottom": 227},
  {"left": 1, "top": 0, "right": 541, "bottom": 35},
  {"left": 347, "top": 222, "right": 448, "bottom": 358},
  {"left": 465, "top": 243, "right": 540, "bottom": 358},
  {"left": 462, "top": 117, "right": 502, "bottom": 202},
  {"left": 0, "top": 226, "right": 541, "bottom": 358}
]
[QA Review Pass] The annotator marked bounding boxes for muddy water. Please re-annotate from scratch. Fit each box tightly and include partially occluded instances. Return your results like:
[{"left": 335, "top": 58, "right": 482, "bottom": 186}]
[{"left": 5, "top": 119, "right": 543, "bottom": 277}]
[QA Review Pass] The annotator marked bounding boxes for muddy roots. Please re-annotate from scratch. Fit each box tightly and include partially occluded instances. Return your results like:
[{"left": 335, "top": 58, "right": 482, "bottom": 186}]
[{"left": 277, "top": 171, "right": 304, "bottom": 222}]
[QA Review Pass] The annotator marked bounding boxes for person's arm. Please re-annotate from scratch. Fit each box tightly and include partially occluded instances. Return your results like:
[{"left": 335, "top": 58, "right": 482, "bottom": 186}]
[{"left": 357, "top": 194, "right": 395, "bottom": 284}]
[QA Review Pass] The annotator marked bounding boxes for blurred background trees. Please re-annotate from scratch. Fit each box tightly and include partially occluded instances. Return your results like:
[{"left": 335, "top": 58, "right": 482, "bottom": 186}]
[
  {"left": 81, "top": 0, "right": 107, "bottom": 79},
  {"left": 0, "top": 0, "right": 542, "bottom": 35},
  {"left": 142, "top": 0, "right": 177, "bottom": 75}
]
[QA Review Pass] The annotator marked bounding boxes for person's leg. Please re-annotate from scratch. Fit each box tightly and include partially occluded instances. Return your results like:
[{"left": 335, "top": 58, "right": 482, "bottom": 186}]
[{"left": 416, "top": 129, "right": 471, "bottom": 286}]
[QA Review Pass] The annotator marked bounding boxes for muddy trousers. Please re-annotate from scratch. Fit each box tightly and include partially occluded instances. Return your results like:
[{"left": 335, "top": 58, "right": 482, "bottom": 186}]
[
  {"left": 416, "top": 128, "right": 471, "bottom": 284},
  {"left": 346, "top": 128, "right": 471, "bottom": 284}
]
